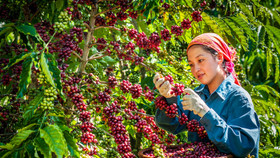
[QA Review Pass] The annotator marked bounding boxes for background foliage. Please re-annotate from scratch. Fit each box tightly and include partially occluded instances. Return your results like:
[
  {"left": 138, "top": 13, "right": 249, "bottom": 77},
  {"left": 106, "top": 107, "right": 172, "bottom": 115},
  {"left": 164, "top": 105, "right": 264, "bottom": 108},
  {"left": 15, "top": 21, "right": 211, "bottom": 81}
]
[{"left": 0, "top": 0, "right": 279, "bottom": 157}]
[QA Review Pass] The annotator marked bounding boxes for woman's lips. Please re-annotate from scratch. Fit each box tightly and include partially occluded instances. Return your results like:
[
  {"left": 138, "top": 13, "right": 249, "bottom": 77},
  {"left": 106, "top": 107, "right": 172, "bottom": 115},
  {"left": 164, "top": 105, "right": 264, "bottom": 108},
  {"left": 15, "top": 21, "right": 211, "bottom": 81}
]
[{"left": 197, "top": 74, "right": 204, "bottom": 79}]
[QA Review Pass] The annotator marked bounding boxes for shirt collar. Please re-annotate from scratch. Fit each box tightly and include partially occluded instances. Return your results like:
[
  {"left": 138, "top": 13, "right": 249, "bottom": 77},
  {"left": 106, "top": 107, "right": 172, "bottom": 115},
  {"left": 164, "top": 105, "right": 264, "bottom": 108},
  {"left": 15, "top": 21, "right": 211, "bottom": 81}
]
[{"left": 194, "top": 74, "right": 235, "bottom": 100}]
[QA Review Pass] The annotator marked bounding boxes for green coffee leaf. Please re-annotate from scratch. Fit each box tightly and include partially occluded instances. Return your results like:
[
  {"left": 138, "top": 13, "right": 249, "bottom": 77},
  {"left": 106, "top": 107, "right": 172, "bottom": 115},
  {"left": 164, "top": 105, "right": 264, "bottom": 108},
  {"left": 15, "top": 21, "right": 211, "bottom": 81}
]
[
  {"left": 63, "top": 131, "right": 80, "bottom": 158},
  {"left": 17, "top": 57, "right": 33, "bottom": 98},
  {"left": 0, "top": 27, "right": 13, "bottom": 37},
  {"left": 23, "top": 91, "right": 44, "bottom": 123},
  {"left": 56, "top": 0, "right": 65, "bottom": 11},
  {"left": 4, "top": 52, "right": 33, "bottom": 70},
  {"left": 40, "top": 53, "right": 55, "bottom": 87},
  {"left": 34, "top": 137, "right": 51, "bottom": 158},
  {"left": 16, "top": 24, "right": 38, "bottom": 36},
  {"left": 39, "top": 124, "right": 68, "bottom": 158},
  {"left": 46, "top": 53, "right": 62, "bottom": 92},
  {"left": 0, "top": 130, "right": 34, "bottom": 150}
]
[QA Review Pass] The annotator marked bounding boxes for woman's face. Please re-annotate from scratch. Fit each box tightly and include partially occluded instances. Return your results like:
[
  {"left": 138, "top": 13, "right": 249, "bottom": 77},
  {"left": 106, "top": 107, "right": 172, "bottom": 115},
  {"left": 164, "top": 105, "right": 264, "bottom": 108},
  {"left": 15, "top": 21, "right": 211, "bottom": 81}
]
[{"left": 187, "top": 45, "right": 222, "bottom": 85}]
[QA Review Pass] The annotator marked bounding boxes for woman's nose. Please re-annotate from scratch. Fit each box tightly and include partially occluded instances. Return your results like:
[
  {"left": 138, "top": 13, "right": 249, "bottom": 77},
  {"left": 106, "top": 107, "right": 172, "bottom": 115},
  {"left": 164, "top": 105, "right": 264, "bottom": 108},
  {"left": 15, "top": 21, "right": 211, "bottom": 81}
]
[{"left": 194, "top": 64, "right": 200, "bottom": 72}]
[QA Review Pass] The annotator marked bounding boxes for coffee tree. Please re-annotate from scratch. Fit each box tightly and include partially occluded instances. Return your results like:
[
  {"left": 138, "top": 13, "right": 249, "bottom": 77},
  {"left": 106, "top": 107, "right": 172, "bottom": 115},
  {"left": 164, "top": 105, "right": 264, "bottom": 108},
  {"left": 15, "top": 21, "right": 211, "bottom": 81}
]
[{"left": 0, "top": 0, "right": 280, "bottom": 157}]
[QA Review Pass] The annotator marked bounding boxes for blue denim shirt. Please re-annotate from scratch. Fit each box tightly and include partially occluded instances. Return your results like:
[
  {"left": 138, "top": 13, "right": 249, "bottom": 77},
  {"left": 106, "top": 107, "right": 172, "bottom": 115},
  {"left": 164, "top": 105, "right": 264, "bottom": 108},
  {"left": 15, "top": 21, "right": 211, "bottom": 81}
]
[{"left": 155, "top": 74, "right": 260, "bottom": 157}]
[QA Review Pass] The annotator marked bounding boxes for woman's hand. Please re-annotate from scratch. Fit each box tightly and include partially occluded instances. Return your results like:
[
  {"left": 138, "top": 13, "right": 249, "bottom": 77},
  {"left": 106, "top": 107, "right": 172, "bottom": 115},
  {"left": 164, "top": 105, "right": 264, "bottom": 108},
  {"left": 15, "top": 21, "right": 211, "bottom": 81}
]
[
  {"left": 153, "top": 73, "right": 174, "bottom": 98},
  {"left": 181, "top": 88, "right": 210, "bottom": 117}
]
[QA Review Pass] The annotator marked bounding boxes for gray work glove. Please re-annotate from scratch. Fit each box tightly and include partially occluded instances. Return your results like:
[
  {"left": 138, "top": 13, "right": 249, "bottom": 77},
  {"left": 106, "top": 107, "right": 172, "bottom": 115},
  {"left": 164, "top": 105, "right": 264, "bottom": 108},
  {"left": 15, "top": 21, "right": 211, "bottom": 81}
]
[
  {"left": 153, "top": 73, "right": 175, "bottom": 98},
  {"left": 181, "top": 88, "right": 210, "bottom": 117}
]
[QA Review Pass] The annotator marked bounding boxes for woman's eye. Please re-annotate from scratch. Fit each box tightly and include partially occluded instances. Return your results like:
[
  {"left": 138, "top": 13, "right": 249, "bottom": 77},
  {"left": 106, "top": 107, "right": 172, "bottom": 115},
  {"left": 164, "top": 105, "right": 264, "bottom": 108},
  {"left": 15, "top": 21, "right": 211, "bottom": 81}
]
[
  {"left": 198, "top": 59, "right": 204, "bottom": 62},
  {"left": 189, "top": 64, "right": 193, "bottom": 67}
]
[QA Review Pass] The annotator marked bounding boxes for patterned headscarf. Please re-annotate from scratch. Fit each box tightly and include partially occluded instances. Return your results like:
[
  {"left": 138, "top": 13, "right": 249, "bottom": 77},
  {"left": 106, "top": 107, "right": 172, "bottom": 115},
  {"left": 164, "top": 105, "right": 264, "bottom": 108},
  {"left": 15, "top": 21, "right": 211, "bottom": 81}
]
[{"left": 186, "top": 33, "right": 241, "bottom": 86}]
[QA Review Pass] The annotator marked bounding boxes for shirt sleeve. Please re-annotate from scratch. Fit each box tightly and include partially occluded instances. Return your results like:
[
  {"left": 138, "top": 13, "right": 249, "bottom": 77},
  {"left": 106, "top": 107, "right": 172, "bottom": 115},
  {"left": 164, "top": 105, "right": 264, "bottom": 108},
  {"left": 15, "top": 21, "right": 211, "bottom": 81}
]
[
  {"left": 200, "top": 92, "right": 260, "bottom": 157},
  {"left": 155, "top": 95, "right": 190, "bottom": 134}
]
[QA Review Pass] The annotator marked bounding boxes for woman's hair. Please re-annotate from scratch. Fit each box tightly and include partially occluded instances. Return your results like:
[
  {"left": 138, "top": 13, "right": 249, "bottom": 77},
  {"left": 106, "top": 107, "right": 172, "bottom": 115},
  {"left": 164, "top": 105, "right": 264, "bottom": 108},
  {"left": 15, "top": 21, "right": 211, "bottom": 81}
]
[{"left": 192, "top": 45, "right": 231, "bottom": 75}]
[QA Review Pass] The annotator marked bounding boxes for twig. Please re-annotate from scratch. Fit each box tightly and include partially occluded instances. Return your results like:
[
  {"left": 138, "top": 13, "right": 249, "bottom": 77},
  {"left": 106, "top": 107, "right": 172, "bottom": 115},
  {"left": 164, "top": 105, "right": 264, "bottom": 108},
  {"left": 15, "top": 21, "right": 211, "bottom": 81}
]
[
  {"left": 29, "top": 7, "right": 40, "bottom": 22},
  {"left": 96, "top": 126, "right": 114, "bottom": 137},
  {"left": 95, "top": 26, "right": 121, "bottom": 31},
  {"left": 132, "top": 110, "right": 155, "bottom": 118},
  {"left": 88, "top": 54, "right": 108, "bottom": 61},
  {"left": 41, "top": 31, "right": 56, "bottom": 53},
  {"left": 98, "top": 0, "right": 114, "bottom": 2},
  {"left": 0, "top": 133, "right": 16, "bottom": 136},
  {"left": 9, "top": 114, "right": 23, "bottom": 118},
  {"left": 72, "top": 51, "right": 83, "bottom": 61},
  {"left": 0, "top": 94, "right": 17, "bottom": 97},
  {"left": 94, "top": 5, "right": 119, "bottom": 17},
  {"left": 89, "top": 42, "right": 107, "bottom": 48},
  {"left": 88, "top": 50, "right": 106, "bottom": 59},
  {"left": 105, "top": 102, "right": 131, "bottom": 118},
  {"left": 64, "top": 106, "right": 80, "bottom": 115},
  {"left": 82, "top": 5, "right": 90, "bottom": 13},
  {"left": 84, "top": 22, "right": 91, "bottom": 30}
]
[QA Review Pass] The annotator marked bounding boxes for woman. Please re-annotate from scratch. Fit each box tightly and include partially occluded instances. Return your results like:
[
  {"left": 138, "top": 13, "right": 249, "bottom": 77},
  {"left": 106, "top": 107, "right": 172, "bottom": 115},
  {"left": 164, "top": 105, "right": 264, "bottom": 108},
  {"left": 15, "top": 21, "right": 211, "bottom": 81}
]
[{"left": 154, "top": 33, "right": 260, "bottom": 157}]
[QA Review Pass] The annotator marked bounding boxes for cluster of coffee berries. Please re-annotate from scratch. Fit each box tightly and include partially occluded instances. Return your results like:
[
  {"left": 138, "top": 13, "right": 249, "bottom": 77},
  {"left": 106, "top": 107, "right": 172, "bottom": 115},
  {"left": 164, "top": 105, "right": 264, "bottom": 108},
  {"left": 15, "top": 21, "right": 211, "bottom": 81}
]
[
  {"left": 171, "top": 25, "right": 183, "bottom": 36},
  {"left": 181, "top": 19, "right": 192, "bottom": 30},
  {"left": 200, "top": 0, "right": 207, "bottom": 7},
  {"left": 134, "top": 32, "right": 150, "bottom": 49},
  {"left": 165, "top": 133, "right": 176, "bottom": 145},
  {"left": 155, "top": 96, "right": 168, "bottom": 110},
  {"left": 103, "top": 101, "right": 121, "bottom": 117},
  {"left": 106, "top": 11, "right": 117, "bottom": 26},
  {"left": 95, "top": 16, "right": 106, "bottom": 26},
  {"left": 170, "top": 83, "right": 185, "bottom": 96},
  {"left": 149, "top": 32, "right": 161, "bottom": 48},
  {"left": 152, "top": 143, "right": 165, "bottom": 158},
  {"left": 97, "top": 38, "right": 107, "bottom": 50},
  {"left": 161, "top": 29, "right": 171, "bottom": 41},
  {"left": 154, "top": 74, "right": 184, "bottom": 96},
  {"left": 87, "top": 73, "right": 100, "bottom": 84},
  {"left": 34, "top": 21, "right": 53, "bottom": 48},
  {"left": 61, "top": 75, "right": 101, "bottom": 156},
  {"left": 103, "top": 113, "right": 134, "bottom": 157},
  {"left": 1, "top": 74, "right": 12, "bottom": 85},
  {"left": 144, "top": 91, "right": 155, "bottom": 101},
  {"left": 128, "top": 11, "right": 138, "bottom": 19},
  {"left": 55, "top": 33, "right": 83, "bottom": 62},
  {"left": 143, "top": 142, "right": 228, "bottom": 157},
  {"left": 128, "top": 29, "right": 138, "bottom": 39},
  {"left": 0, "top": 100, "right": 20, "bottom": 134},
  {"left": 134, "top": 56, "right": 144, "bottom": 65},
  {"left": 108, "top": 76, "right": 117, "bottom": 88},
  {"left": 165, "top": 75, "right": 174, "bottom": 84},
  {"left": 117, "top": 11, "right": 128, "bottom": 21},
  {"left": 81, "top": 132, "right": 97, "bottom": 144},
  {"left": 191, "top": 11, "right": 203, "bottom": 22},
  {"left": 54, "top": 10, "right": 72, "bottom": 33},
  {"left": 37, "top": 71, "right": 47, "bottom": 85},
  {"left": 96, "top": 91, "right": 111, "bottom": 104},
  {"left": 120, "top": 80, "right": 132, "bottom": 93},
  {"left": 165, "top": 103, "right": 178, "bottom": 118},
  {"left": 129, "top": 84, "right": 142, "bottom": 99},
  {"left": 79, "top": 111, "right": 91, "bottom": 122},
  {"left": 129, "top": 74, "right": 139, "bottom": 84},
  {"left": 70, "top": 27, "right": 83, "bottom": 43},
  {"left": 40, "top": 87, "right": 58, "bottom": 110},
  {"left": 179, "top": 113, "right": 188, "bottom": 125},
  {"left": 187, "top": 119, "right": 208, "bottom": 139}
]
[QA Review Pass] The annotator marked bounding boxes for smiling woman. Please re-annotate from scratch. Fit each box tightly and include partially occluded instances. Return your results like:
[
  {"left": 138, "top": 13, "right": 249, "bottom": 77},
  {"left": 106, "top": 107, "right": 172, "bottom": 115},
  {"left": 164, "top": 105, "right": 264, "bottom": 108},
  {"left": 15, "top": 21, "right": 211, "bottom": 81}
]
[
  {"left": 153, "top": 33, "right": 260, "bottom": 158},
  {"left": 187, "top": 45, "right": 226, "bottom": 94}
]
